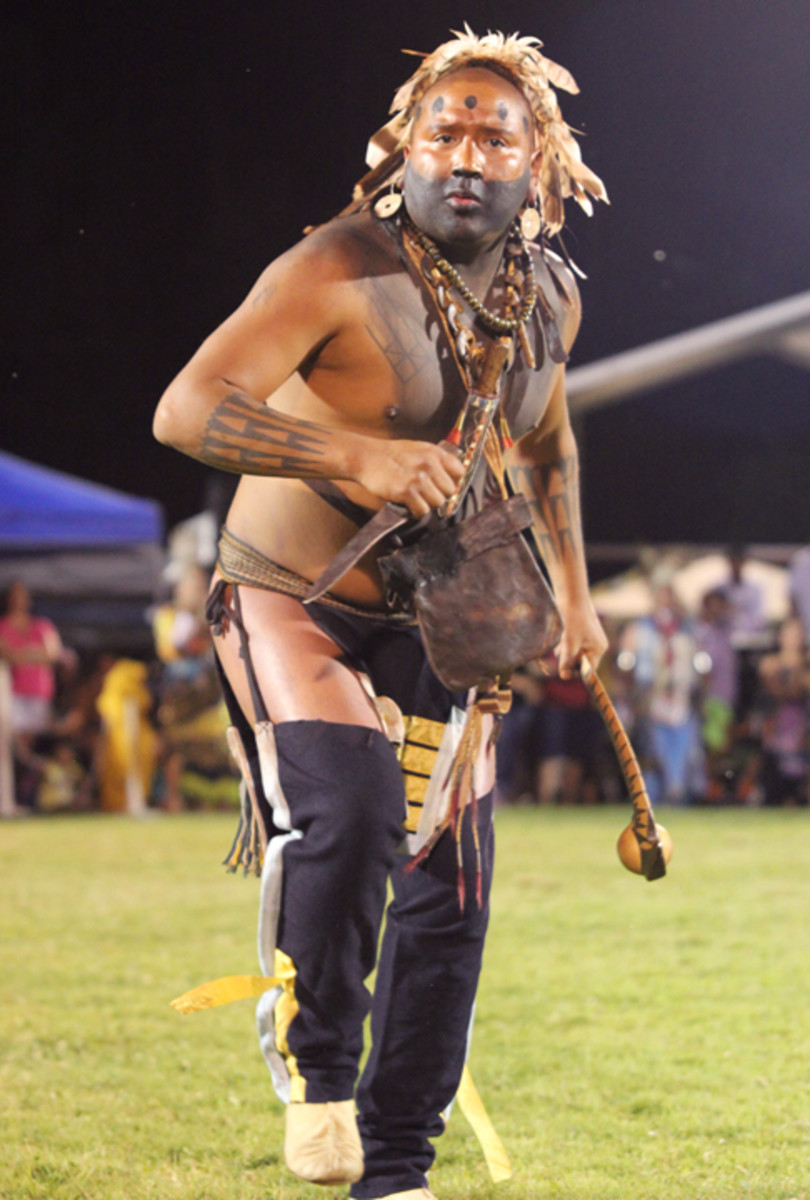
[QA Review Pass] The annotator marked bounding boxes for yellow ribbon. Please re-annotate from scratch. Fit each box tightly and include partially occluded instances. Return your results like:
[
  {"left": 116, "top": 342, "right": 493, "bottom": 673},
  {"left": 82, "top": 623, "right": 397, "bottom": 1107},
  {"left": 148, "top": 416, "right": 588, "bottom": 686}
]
[
  {"left": 170, "top": 971, "right": 512, "bottom": 1183},
  {"left": 457, "top": 1063, "right": 512, "bottom": 1182},
  {"left": 170, "top": 969, "right": 292, "bottom": 1014}
]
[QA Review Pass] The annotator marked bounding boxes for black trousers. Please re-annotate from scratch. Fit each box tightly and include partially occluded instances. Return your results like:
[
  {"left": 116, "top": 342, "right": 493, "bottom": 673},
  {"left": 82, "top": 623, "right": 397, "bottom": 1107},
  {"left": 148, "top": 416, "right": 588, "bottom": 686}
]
[{"left": 221, "top": 599, "right": 495, "bottom": 1197}]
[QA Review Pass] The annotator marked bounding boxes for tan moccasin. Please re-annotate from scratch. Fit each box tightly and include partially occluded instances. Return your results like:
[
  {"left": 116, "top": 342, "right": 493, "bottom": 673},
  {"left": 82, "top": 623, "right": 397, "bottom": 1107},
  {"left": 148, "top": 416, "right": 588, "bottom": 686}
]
[{"left": 284, "top": 1099, "right": 364, "bottom": 1184}]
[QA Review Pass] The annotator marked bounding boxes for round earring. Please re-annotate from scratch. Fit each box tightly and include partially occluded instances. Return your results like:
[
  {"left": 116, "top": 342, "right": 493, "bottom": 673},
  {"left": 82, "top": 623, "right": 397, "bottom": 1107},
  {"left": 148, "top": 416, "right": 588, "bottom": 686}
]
[
  {"left": 519, "top": 204, "right": 541, "bottom": 241},
  {"left": 374, "top": 188, "right": 404, "bottom": 219}
]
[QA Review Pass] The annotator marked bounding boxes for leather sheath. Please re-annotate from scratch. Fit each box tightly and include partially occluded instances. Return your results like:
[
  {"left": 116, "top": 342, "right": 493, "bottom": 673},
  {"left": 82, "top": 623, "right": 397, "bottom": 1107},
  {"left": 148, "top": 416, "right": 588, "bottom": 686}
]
[{"left": 304, "top": 502, "right": 410, "bottom": 603}]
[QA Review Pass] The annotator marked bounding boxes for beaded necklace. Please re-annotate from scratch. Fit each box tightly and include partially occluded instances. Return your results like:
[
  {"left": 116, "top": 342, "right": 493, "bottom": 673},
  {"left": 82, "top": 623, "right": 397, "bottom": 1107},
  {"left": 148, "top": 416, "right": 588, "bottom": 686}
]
[
  {"left": 402, "top": 216, "right": 537, "bottom": 335},
  {"left": 397, "top": 213, "right": 540, "bottom": 464},
  {"left": 399, "top": 213, "right": 539, "bottom": 386}
]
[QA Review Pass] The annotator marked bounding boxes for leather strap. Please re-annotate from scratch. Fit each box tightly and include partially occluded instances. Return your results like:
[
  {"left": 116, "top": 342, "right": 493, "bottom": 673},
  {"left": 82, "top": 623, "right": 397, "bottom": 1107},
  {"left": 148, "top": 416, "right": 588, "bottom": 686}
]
[{"left": 304, "top": 501, "right": 411, "bottom": 603}]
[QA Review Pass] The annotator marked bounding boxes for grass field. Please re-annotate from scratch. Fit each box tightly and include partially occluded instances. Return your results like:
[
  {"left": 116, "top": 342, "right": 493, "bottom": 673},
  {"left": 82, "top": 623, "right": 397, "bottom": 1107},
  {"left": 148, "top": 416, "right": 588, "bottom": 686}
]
[{"left": 2, "top": 806, "right": 810, "bottom": 1200}]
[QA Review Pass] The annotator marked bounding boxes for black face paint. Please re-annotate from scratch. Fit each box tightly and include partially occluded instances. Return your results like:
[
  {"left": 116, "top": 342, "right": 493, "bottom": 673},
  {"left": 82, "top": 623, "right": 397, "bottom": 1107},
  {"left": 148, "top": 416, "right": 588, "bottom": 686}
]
[
  {"left": 497, "top": 102, "right": 508, "bottom": 120},
  {"left": 431, "top": 96, "right": 444, "bottom": 113},
  {"left": 464, "top": 95, "right": 477, "bottom": 109},
  {"left": 403, "top": 161, "right": 532, "bottom": 250}
]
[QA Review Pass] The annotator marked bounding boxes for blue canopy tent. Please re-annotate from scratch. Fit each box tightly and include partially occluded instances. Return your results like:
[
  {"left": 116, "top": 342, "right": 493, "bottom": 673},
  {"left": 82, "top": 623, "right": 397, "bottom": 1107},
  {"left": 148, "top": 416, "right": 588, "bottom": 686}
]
[
  {"left": 0, "top": 452, "right": 166, "bottom": 649},
  {"left": 0, "top": 451, "right": 163, "bottom": 547}
]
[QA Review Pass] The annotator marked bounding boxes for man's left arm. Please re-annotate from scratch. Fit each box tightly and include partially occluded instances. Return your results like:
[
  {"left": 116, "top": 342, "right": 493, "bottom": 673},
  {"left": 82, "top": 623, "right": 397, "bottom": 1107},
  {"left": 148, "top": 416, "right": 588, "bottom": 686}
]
[{"left": 504, "top": 367, "right": 607, "bottom": 678}]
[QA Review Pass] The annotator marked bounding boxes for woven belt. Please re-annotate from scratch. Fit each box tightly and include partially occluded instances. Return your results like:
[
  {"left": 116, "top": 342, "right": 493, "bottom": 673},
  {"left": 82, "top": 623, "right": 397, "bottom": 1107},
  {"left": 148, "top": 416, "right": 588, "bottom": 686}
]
[{"left": 217, "top": 528, "right": 414, "bottom": 624}]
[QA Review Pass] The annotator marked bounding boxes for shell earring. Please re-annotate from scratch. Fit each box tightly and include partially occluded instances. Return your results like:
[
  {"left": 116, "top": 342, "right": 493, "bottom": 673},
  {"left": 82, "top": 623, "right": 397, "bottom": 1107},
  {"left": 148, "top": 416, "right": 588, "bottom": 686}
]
[
  {"left": 519, "top": 203, "right": 541, "bottom": 242},
  {"left": 374, "top": 187, "right": 404, "bottom": 219}
]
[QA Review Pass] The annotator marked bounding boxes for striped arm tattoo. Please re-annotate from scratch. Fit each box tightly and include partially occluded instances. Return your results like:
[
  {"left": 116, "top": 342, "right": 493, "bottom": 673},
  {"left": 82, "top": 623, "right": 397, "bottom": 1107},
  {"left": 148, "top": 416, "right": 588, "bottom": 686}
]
[
  {"left": 201, "top": 391, "right": 329, "bottom": 475},
  {"left": 507, "top": 454, "right": 580, "bottom": 566}
]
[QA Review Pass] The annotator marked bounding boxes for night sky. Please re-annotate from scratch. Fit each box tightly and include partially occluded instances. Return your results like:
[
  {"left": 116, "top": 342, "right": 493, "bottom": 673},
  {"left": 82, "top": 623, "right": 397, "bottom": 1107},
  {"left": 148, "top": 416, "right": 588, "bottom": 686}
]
[{"left": 4, "top": 0, "right": 809, "bottom": 545}]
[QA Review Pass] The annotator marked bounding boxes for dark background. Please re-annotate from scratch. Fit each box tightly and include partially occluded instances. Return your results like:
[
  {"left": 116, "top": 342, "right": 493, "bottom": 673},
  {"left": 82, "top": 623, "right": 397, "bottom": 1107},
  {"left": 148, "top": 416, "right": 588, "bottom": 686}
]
[{"left": 4, "top": 0, "right": 809, "bottom": 545}]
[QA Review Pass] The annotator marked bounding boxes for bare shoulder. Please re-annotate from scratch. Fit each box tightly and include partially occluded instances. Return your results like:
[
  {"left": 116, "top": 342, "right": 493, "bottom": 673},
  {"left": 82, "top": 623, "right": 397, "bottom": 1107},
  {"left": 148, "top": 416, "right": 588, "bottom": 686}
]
[
  {"left": 531, "top": 243, "right": 582, "bottom": 350},
  {"left": 253, "top": 210, "right": 399, "bottom": 296},
  {"left": 538, "top": 246, "right": 581, "bottom": 310}
]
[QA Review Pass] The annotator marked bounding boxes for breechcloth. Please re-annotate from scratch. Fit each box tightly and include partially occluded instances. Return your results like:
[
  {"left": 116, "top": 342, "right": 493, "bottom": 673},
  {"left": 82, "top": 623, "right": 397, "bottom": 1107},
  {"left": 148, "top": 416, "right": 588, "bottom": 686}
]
[{"left": 210, "top": 534, "right": 495, "bottom": 1199}]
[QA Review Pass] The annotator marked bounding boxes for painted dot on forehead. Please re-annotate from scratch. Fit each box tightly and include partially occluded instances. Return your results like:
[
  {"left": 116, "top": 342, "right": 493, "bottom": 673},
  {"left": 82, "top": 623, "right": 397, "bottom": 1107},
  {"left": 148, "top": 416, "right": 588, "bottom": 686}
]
[
  {"left": 497, "top": 102, "right": 508, "bottom": 121},
  {"left": 523, "top": 115, "right": 529, "bottom": 133},
  {"left": 464, "top": 94, "right": 478, "bottom": 109},
  {"left": 415, "top": 104, "right": 422, "bottom": 120},
  {"left": 431, "top": 96, "right": 444, "bottom": 113}
]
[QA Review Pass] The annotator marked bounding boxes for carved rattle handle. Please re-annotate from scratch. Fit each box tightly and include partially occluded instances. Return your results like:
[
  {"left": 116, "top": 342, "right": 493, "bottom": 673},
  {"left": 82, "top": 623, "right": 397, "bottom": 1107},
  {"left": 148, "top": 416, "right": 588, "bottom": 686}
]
[{"left": 579, "top": 655, "right": 668, "bottom": 882}]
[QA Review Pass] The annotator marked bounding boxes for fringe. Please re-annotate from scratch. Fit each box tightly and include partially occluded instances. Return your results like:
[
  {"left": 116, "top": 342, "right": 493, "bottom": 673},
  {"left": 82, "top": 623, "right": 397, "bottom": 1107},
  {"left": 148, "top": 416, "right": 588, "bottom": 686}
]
[
  {"left": 222, "top": 779, "right": 262, "bottom": 877},
  {"left": 406, "top": 682, "right": 510, "bottom": 909}
]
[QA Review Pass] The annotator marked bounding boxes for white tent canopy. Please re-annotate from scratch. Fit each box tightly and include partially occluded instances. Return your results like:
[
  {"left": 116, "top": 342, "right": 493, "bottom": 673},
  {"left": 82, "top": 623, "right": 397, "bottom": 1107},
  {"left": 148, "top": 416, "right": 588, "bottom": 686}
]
[{"left": 591, "top": 552, "right": 789, "bottom": 623}]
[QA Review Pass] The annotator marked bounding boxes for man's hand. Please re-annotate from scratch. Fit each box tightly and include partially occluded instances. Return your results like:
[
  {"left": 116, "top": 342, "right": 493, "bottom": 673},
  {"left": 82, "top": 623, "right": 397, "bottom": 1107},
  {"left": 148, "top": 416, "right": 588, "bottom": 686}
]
[
  {"left": 348, "top": 437, "right": 465, "bottom": 517},
  {"left": 556, "top": 595, "right": 608, "bottom": 680}
]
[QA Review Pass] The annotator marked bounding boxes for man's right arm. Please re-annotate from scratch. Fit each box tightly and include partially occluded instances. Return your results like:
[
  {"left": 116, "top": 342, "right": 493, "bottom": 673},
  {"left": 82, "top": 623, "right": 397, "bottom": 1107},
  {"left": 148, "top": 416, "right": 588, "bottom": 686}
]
[
  {"left": 154, "top": 237, "right": 367, "bottom": 479},
  {"left": 153, "top": 233, "right": 463, "bottom": 515}
]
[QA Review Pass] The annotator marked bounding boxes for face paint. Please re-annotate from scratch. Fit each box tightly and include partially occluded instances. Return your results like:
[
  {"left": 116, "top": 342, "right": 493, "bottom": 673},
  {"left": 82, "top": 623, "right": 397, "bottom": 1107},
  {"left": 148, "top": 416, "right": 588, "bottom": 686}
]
[
  {"left": 403, "top": 161, "right": 532, "bottom": 248},
  {"left": 405, "top": 68, "right": 536, "bottom": 252}
]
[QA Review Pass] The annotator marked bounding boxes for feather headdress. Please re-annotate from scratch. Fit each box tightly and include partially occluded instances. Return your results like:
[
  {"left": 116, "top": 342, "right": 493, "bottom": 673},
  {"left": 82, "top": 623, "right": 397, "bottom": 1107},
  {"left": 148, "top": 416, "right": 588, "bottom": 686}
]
[{"left": 354, "top": 24, "right": 607, "bottom": 235}]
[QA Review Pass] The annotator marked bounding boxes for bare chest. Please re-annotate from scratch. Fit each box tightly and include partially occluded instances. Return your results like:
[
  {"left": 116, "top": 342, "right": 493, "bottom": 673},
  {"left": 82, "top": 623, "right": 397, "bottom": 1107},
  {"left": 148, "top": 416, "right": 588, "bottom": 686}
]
[{"left": 306, "top": 247, "right": 563, "bottom": 443}]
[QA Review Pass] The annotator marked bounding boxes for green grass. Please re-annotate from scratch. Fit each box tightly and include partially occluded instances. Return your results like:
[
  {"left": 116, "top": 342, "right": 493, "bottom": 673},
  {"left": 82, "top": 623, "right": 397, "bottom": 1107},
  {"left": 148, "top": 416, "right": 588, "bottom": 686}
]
[{"left": 2, "top": 807, "right": 810, "bottom": 1200}]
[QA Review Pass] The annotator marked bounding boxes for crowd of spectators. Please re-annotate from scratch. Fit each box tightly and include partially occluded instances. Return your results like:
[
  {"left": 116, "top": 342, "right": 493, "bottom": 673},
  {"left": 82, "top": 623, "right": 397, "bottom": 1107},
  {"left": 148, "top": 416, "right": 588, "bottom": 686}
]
[
  {"left": 0, "top": 573, "right": 238, "bottom": 817},
  {"left": 497, "top": 549, "right": 810, "bottom": 808},
  {"left": 2, "top": 546, "right": 810, "bottom": 816}
]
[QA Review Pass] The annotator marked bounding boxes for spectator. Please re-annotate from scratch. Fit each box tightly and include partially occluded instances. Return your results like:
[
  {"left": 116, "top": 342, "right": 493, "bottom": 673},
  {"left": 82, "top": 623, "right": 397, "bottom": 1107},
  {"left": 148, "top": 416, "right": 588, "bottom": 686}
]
[
  {"left": 789, "top": 546, "right": 810, "bottom": 640},
  {"left": 534, "top": 668, "right": 604, "bottom": 805},
  {"left": 495, "top": 665, "right": 546, "bottom": 804},
  {"left": 95, "top": 657, "right": 158, "bottom": 813},
  {"left": 621, "top": 573, "right": 703, "bottom": 806},
  {"left": 36, "top": 738, "right": 86, "bottom": 812},
  {"left": 757, "top": 617, "right": 809, "bottom": 806},
  {"left": 721, "top": 547, "right": 766, "bottom": 638},
  {"left": 696, "top": 588, "right": 739, "bottom": 748},
  {"left": 0, "top": 580, "right": 64, "bottom": 806},
  {"left": 695, "top": 588, "right": 746, "bottom": 801},
  {"left": 50, "top": 651, "right": 107, "bottom": 779},
  {"left": 0, "top": 580, "right": 63, "bottom": 737},
  {"left": 152, "top": 565, "right": 237, "bottom": 810}
]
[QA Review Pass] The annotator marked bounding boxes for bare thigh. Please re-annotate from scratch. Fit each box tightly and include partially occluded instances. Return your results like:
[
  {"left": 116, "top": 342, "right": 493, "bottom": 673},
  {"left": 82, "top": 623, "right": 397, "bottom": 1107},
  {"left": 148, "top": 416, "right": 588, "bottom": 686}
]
[{"left": 212, "top": 584, "right": 380, "bottom": 729}]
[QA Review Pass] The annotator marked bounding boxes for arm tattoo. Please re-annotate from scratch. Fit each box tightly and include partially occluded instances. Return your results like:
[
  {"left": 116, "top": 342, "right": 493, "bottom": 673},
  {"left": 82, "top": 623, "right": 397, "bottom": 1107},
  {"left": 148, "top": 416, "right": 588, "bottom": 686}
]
[
  {"left": 201, "top": 391, "right": 329, "bottom": 476},
  {"left": 508, "top": 454, "right": 580, "bottom": 566}
]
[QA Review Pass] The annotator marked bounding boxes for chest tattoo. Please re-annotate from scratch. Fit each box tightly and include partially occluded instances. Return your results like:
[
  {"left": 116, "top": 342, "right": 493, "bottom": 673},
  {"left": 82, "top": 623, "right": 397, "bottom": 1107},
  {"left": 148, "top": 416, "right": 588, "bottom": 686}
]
[{"left": 364, "top": 276, "right": 436, "bottom": 387}]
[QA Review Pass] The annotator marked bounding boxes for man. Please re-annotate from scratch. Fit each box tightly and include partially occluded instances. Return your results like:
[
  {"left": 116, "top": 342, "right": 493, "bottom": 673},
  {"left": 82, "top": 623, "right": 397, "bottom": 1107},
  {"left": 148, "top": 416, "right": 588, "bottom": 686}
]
[
  {"left": 155, "top": 28, "right": 607, "bottom": 1200},
  {"left": 722, "top": 547, "right": 766, "bottom": 638},
  {"left": 621, "top": 573, "right": 701, "bottom": 806}
]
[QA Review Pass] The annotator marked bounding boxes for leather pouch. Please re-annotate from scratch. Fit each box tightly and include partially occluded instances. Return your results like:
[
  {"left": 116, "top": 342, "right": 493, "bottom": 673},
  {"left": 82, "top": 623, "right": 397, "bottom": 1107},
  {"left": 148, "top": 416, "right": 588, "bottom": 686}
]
[{"left": 378, "top": 494, "right": 563, "bottom": 690}]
